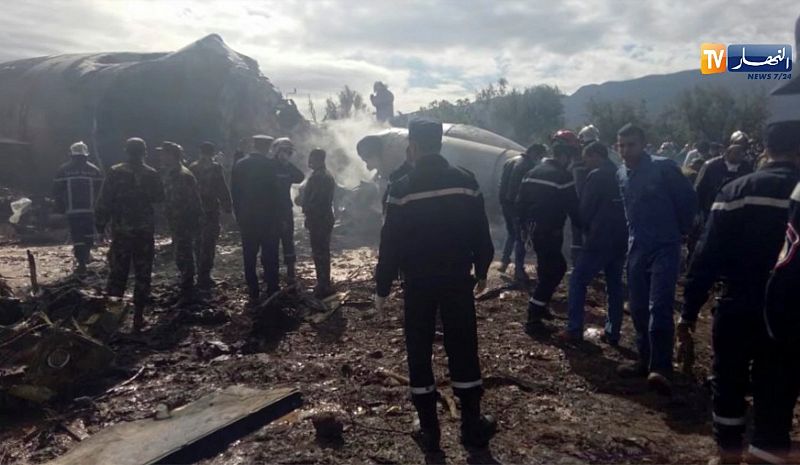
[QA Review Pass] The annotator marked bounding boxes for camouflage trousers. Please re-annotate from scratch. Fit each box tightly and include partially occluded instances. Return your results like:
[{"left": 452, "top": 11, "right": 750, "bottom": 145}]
[
  {"left": 173, "top": 228, "right": 197, "bottom": 291},
  {"left": 194, "top": 216, "right": 221, "bottom": 283},
  {"left": 106, "top": 230, "right": 155, "bottom": 307}
]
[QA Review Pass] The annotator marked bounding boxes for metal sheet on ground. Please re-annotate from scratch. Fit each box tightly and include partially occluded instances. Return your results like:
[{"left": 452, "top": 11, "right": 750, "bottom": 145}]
[{"left": 45, "top": 385, "right": 302, "bottom": 465}]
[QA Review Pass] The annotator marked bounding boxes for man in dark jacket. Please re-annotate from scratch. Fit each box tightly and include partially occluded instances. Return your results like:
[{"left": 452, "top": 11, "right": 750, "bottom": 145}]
[
  {"left": 271, "top": 137, "right": 305, "bottom": 285},
  {"left": 52, "top": 141, "right": 104, "bottom": 274},
  {"left": 375, "top": 117, "right": 496, "bottom": 454},
  {"left": 617, "top": 123, "right": 697, "bottom": 395},
  {"left": 498, "top": 143, "right": 545, "bottom": 279},
  {"left": 695, "top": 143, "right": 752, "bottom": 218},
  {"left": 300, "top": 148, "right": 337, "bottom": 298},
  {"left": 95, "top": 138, "right": 165, "bottom": 331},
  {"left": 679, "top": 121, "right": 800, "bottom": 464},
  {"left": 231, "top": 135, "right": 282, "bottom": 302},
  {"left": 516, "top": 137, "right": 579, "bottom": 332},
  {"left": 189, "top": 141, "right": 232, "bottom": 289},
  {"left": 758, "top": 178, "right": 800, "bottom": 464},
  {"left": 559, "top": 142, "right": 627, "bottom": 344}
]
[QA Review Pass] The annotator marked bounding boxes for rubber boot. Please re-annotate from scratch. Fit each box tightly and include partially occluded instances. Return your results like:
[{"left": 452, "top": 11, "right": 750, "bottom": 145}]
[
  {"left": 411, "top": 392, "right": 441, "bottom": 453},
  {"left": 457, "top": 388, "right": 496, "bottom": 449}
]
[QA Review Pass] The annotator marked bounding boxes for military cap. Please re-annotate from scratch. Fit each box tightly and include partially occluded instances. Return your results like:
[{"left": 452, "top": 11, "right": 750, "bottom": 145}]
[{"left": 408, "top": 117, "right": 443, "bottom": 147}]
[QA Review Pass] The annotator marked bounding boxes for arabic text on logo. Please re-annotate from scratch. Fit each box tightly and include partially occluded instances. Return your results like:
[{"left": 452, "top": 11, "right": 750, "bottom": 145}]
[
  {"left": 700, "top": 43, "right": 792, "bottom": 79},
  {"left": 728, "top": 44, "right": 792, "bottom": 72}
]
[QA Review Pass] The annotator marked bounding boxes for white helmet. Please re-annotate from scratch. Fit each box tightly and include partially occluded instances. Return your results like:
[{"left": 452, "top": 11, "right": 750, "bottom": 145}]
[
  {"left": 578, "top": 125, "right": 600, "bottom": 144},
  {"left": 70, "top": 141, "right": 89, "bottom": 156},
  {"left": 729, "top": 130, "right": 749, "bottom": 147}
]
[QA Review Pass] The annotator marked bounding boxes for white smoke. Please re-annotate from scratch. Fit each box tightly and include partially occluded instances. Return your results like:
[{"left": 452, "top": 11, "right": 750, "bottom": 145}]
[{"left": 298, "top": 114, "right": 386, "bottom": 189}]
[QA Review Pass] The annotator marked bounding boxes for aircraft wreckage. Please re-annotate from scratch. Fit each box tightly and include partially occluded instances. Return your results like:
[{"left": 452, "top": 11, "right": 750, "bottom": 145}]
[{"left": 0, "top": 34, "right": 292, "bottom": 193}]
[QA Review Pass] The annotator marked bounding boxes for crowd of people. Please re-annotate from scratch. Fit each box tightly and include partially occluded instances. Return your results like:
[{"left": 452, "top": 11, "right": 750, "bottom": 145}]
[
  {"left": 374, "top": 113, "right": 799, "bottom": 463},
  {"left": 52, "top": 136, "right": 337, "bottom": 332},
  {"left": 50, "top": 110, "right": 800, "bottom": 462}
]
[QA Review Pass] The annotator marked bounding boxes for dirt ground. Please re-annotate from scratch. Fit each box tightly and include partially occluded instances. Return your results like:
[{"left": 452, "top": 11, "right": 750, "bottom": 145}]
[{"left": 0, "top": 226, "right": 723, "bottom": 465}]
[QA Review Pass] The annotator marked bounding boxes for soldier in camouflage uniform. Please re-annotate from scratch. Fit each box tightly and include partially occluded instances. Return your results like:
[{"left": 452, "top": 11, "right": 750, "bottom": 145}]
[
  {"left": 95, "top": 138, "right": 165, "bottom": 331},
  {"left": 161, "top": 142, "right": 204, "bottom": 298},
  {"left": 299, "top": 148, "right": 337, "bottom": 297},
  {"left": 189, "top": 142, "right": 232, "bottom": 289}
]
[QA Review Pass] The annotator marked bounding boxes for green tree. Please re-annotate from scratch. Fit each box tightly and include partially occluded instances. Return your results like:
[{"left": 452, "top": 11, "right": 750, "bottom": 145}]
[
  {"left": 324, "top": 85, "right": 367, "bottom": 120},
  {"left": 416, "top": 79, "right": 565, "bottom": 145},
  {"left": 586, "top": 98, "right": 651, "bottom": 145}
]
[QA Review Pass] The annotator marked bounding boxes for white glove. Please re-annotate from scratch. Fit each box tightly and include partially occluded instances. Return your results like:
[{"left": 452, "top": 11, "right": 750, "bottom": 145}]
[
  {"left": 474, "top": 279, "right": 487, "bottom": 294},
  {"left": 374, "top": 294, "right": 386, "bottom": 317}
]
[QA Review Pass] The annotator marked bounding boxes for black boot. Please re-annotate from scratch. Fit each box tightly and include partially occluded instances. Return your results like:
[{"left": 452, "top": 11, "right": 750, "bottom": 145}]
[
  {"left": 411, "top": 392, "right": 441, "bottom": 453},
  {"left": 457, "top": 388, "right": 496, "bottom": 449},
  {"left": 286, "top": 262, "right": 297, "bottom": 285}
]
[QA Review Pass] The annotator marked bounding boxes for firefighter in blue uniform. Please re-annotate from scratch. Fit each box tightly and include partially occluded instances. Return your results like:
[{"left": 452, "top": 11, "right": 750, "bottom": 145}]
[
  {"left": 679, "top": 121, "right": 800, "bottom": 464},
  {"left": 515, "top": 130, "right": 580, "bottom": 332},
  {"left": 374, "top": 117, "right": 496, "bottom": 454}
]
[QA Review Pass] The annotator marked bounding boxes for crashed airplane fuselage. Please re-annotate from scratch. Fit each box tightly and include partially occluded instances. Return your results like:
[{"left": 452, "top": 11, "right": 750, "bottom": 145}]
[{"left": 356, "top": 124, "right": 525, "bottom": 206}]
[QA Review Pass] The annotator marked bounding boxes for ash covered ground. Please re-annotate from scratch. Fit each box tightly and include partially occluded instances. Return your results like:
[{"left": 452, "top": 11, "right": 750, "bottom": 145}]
[{"left": 0, "top": 226, "right": 721, "bottom": 465}]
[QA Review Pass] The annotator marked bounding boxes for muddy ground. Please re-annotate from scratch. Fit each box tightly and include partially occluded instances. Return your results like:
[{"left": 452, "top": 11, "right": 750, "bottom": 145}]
[{"left": 0, "top": 225, "right": 725, "bottom": 465}]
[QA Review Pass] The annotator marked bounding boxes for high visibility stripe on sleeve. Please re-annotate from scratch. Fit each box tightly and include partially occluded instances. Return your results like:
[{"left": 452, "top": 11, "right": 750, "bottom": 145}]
[
  {"left": 409, "top": 385, "right": 436, "bottom": 395},
  {"left": 387, "top": 187, "right": 480, "bottom": 206},
  {"left": 522, "top": 178, "right": 575, "bottom": 190},
  {"left": 451, "top": 379, "right": 483, "bottom": 390},
  {"left": 748, "top": 445, "right": 786, "bottom": 464},
  {"left": 711, "top": 196, "right": 790, "bottom": 212},
  {"left": 712, "top": 413, "right": 746, "bottom": 426}
]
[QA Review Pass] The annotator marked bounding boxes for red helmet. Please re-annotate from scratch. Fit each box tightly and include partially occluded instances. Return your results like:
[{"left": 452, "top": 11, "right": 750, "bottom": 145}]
[{"left": 551, "top": 129, "right": 580, "bottom": 148}]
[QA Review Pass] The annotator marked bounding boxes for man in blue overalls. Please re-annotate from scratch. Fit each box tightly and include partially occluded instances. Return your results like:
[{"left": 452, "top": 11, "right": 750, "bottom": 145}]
[{"left": 616, "top": 123, "right": 697, "bottom": 396}]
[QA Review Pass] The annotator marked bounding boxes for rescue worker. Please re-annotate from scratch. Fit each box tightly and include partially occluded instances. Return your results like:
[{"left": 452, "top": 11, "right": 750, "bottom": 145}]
[
  {"left": 381, "top": 147, "right": 413, "bottom": 213},
  {"left": 231, "top": 135, "right": 281, "bottom": 302},
  {"left": 558, "top": 142, "right": 627, "bottom": 345},
  {"left": 374, "top": 117, "right": 496, "bottom": 453},
  {"left": 161, "top": 142, "right": 203, "bottom": 299},
  {"left": 516, "top": 132, "right": 580, "bottom": 333},
  {"left": 562, "top": 130, "right": 588, "bottom": 265},
  {"left": 760, "top": 176, "right": 800, "bottom": 464},
  {"left": 299, "top": 148, "right": 337, "bottom": 298},
  {"left": 52, "top": 141, "right": 103, "bottom": 274},
  {"left": 616, "top": 123, "right": 696, "bottom": 395},
  {"left": 695, "top": 143, "right": 752, "bottom": 218},
  {"left": 370, "top": 81, "right": 395, "bottom": 123},
  {"left": 679, "top": 121, "right": 800, "bottom": 464},
  {"left": 189, "top": 141, "right": 232, "bottom": 289},
  {"left": 95, "top": 138, "right": 165, "bottom": 331},
  {"left": 497, "top": 143, "right": 545, "bottom": 280},
  {"left": 270, "top": 137, "right": 305, "bottom": 285},
  {"left": 750, "top": 24, "right": 800, "bottom": 461},
  {"left": 578, "top": 124, "right": 600, "bottom": 147}
]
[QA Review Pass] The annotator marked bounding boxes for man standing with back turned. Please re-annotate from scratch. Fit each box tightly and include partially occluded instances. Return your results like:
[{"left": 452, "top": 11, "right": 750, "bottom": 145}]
[
  {"left": 95, "top": 138, "right": 165, "bottom": 332},
  {"left": 375, "top": 117, "right": 496, "bottom": 455},
  {"left": 231, "top": 135, "right": 281, "bottom": 303},
  {"left": 616, "top": 123, "right": 697, "bottom": 395}
]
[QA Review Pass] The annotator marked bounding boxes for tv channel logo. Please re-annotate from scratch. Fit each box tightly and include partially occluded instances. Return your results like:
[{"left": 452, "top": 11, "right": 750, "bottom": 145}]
[
  {"left": 727, "top": 44, "right": 792, "bottom": 72},
  {"left": 701, "top": 43, "right": 726, "bottom": 74},
  {"left": 701, "top": 43, "right": 792, "bottom": 75}
]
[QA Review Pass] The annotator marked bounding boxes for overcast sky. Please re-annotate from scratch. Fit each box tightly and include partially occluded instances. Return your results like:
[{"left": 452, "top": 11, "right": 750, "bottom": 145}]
[{"left": 0, "top": 0, "right": 796, "bottom": 114}]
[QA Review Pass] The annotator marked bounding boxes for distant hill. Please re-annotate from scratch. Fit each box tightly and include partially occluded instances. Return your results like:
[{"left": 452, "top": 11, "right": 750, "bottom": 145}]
[{"left": 564, "top": 69, "right": 775, "bottom": 128}]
